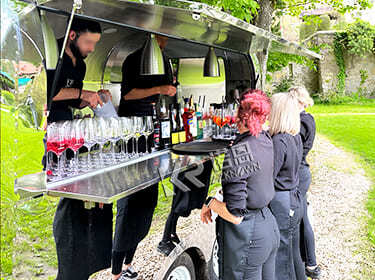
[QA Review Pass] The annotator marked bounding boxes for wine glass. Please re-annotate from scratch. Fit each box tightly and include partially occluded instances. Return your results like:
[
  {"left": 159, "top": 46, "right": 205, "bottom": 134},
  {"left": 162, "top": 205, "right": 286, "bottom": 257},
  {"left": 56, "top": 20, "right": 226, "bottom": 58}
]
[
  {"left": 68, "top": 119, "right": 84, "bottom": 174},
  {"left": 81, "top": 118, "right": 96, "bottom": 170},
  {"left": 107, "top": 117, "right": 121, "bottom": 163},
  {"left": 119, "top": 117, "right": 132, "bottom": 160},
  {"left": 132, "top": 116, "right": 144, "bottom": 156},
  {"left": 46, "top": 123, "right": 57, "bottom": 177},
  {"left": 95, "top": 117, "right": 109, "bottom": 167},
  {"left": 143, "top": 116, "right": 154, "bottom": 154},
  {"left": 47, "top": 121, "right": 68, "bottom": 180}
]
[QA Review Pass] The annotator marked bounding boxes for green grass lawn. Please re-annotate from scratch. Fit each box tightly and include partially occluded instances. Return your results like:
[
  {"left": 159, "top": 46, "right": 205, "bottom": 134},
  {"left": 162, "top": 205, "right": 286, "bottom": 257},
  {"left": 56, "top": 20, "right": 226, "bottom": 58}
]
[
  {"left": 308, "top": 102, "right": 375, "bottom": 245},
  {"left": 310, "top": 99, "right": 375, "bottom": 114}
]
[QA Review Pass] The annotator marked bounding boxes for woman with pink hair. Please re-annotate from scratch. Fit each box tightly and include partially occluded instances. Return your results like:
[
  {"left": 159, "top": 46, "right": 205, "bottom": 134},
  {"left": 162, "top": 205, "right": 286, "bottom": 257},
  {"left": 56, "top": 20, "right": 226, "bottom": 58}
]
[{"left": 201, "top": 89, "right": 280, "bottom": 280}]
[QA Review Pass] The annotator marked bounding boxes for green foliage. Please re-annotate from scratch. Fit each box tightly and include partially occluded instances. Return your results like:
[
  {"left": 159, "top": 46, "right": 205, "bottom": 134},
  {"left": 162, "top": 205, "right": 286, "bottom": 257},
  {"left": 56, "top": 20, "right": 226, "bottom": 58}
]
[
  {"left": 360, "top": 69, "right": 369, "bottom": 86},
  {"left": 0, "top": 89, "right": 15, "bottom": 105},
  {"left": 274, "top": 77, "right": 294, "bottom": 93},
  {"left": 333, "top": 32, "right": 346, "bottom": 95},
  {"left": 335, "top": 20, "right": 375, "bottom": 57},
  {"left": 195, "top": 0, "right": 259, "bottom": 22},
  {"left": 267, "top": 51, "right": 317, "bottom": 74},
  {"left": 330, "top": 20, "right": 374, "bottom": 100},
  {"left": 346, "top": 19, "right": 375, "bottom": 57}
]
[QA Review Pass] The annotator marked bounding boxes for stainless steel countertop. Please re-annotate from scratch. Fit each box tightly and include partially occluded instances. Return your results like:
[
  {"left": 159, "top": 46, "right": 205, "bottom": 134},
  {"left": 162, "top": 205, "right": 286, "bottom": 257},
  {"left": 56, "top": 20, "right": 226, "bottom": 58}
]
[{"left": 15, "top": 149, "right": 222, "bottom": 204}]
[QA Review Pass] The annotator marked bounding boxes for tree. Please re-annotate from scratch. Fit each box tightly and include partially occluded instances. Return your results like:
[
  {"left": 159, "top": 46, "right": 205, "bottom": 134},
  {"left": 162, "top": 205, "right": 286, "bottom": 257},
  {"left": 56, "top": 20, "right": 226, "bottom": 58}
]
[{"left": 196, "top": 0, "right": 373, "bottom": 90}]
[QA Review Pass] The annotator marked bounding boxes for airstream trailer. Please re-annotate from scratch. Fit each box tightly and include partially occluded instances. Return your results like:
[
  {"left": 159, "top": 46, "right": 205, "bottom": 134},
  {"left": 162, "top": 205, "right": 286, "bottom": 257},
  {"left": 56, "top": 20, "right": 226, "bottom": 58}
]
[{"left": 1, "top": 0, "right": 320, "bottom": 279}]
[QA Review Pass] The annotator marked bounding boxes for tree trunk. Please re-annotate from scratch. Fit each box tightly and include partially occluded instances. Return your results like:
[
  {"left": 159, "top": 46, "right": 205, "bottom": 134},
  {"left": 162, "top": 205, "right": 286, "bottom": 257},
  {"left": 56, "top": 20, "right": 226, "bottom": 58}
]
[{"left": 254, "top": 0, "right": 274, "bottom": 91}]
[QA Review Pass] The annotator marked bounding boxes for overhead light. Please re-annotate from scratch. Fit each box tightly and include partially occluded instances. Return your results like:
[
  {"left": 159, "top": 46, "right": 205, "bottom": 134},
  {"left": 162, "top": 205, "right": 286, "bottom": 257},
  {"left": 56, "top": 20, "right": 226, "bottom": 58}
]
[
  {"left": 204, "top": 47, "right": 220, "bottom": 77},
  {"left": 140, "top": 34, "right": 165, "bottom": 75}
]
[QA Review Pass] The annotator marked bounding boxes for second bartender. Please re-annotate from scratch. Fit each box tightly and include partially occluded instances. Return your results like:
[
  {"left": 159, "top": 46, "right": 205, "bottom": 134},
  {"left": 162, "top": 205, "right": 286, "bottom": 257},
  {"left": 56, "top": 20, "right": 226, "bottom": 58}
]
[{"left": 111, "top": 34, "right": 176, "bottom": 280}]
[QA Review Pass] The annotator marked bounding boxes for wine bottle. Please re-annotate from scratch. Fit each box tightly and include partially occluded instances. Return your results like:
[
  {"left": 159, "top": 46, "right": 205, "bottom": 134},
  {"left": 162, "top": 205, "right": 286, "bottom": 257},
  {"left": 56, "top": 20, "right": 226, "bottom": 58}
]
[
  {"left": 152, "top": 103, "right": 161, "bottom": 151},
  {"left": 170, "top": 104, "right": 180, "bottom": 146},
  {"left": 190, "top": 97, "right": 198, "bottom": 139},
  {"left": 182, "top": 98, "right": 193, "bottom": 142},
  {"left": 159, "top": 98, "right": 171, "bottom": 149},
  {"left": 177, "top": 103, "right": 186, "bottom": 143}
]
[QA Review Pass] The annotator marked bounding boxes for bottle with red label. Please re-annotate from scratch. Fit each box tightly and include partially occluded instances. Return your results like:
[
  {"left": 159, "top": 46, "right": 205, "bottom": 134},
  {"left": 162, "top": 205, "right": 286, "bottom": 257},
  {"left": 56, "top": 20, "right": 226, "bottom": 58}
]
[{"left": 182, "top": 97, "right": 194, "bottom": 142}]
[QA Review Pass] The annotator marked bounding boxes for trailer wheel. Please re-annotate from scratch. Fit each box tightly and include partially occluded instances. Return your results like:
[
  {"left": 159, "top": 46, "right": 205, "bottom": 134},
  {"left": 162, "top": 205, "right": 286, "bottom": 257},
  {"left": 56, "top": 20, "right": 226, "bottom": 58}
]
[
  {"left": 208, "top": 239, "right": 219, "bottom": 280},
  {"left": 163, "top": 252, "right": 196, "bottom": 280}
]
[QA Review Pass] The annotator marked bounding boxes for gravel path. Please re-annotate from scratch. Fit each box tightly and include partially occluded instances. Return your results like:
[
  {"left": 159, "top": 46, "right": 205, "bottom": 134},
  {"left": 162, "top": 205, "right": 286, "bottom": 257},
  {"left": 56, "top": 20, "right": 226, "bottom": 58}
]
[
  {"left": 306, "top": 135, "right": 374, "bottom": 280},
  {"left": 91, "top": 135, "right": 374, "bottom": 280}
]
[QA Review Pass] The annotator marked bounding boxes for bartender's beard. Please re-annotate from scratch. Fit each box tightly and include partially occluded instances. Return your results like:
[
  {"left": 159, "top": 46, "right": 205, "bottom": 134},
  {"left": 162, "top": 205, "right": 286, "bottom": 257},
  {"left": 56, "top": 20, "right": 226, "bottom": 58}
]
[{"left": 69, "top": 38, "right": 86, "bottom": 60}]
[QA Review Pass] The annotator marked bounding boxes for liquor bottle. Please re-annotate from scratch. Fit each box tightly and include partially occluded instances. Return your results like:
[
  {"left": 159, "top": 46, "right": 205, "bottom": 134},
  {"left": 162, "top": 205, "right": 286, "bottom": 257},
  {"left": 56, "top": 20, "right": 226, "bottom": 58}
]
[
  {"left": 170, "top": 104, "right": 180, "bottom": 146},
  {"left": 190, "top": 97, "right": 198, "bottom": 139},
  {"left": 152, "top": 103, "right": 161, "bottom": 151},
  {"left": 177, "top": 103, "right": 186, "bottom": 143},
  {"left": 195, "top": 101, "right": 203, "bottom": 140},
  {"left": 159, "top": 98, "right": 171, "bottom": 149},
  {"left": 182, "top": 98, "right": 193, "bottom": 142}
]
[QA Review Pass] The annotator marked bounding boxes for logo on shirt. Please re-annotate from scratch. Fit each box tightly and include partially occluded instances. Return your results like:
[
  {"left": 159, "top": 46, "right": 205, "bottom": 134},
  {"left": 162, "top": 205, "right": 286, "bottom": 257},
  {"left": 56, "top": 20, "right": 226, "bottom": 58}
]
[
  {"left": 222, "top": 142, "right": 260, "bottom": 181},
  {"left": 65, "top": 79, "right": 75, "bottom": 88}
]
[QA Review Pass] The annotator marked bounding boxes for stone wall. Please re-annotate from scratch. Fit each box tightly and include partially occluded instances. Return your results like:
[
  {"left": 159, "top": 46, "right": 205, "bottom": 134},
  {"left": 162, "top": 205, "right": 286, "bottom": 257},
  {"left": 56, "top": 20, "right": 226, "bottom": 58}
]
[{"left": 267, "top": 31, "right": 375, "bottom": 97}]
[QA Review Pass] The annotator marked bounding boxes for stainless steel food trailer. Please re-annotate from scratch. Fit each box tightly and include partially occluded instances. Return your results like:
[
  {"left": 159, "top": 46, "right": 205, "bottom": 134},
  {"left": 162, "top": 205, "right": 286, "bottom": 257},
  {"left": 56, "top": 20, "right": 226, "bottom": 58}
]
[{"left": 2, "top": 0, "right": 321, "bottom": 279}]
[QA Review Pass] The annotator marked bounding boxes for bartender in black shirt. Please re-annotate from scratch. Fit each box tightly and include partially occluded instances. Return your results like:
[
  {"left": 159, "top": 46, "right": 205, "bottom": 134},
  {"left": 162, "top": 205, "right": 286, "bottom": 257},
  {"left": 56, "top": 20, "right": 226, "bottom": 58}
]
[
  {"left": 112, "top": 35, "right": 176, "bottom": 280},
  {"left": 201, "top": 90, "right": 280, "bottom": 280},
  {"left": 48, "top": 18, "right": 113, "bottom": 280},
  {"left": 47, "top": 23, "right": 108, "bottom": 122}
]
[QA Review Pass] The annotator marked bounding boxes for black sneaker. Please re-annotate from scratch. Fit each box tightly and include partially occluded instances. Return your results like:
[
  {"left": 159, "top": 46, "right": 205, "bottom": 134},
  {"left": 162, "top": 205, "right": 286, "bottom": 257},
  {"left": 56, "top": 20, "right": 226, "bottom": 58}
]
[
  {"left": 157, "top": 240, "right": 176, "bottom": 256},
  {"left": 119, "top": 266, "right": 138, "bottom": 280},
  {"left": 171, "top": 233, "right": 181, "bottom": 244},
  {"left": 306, "top": 265, "right": 321, "bottom": 279}
]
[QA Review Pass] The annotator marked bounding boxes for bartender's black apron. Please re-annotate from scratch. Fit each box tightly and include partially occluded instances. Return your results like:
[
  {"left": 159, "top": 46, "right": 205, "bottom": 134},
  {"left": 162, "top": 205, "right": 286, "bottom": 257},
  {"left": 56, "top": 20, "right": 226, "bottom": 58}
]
[
  {"left": 49, "top": 39, "right": 113, "bottom": 280},
  {"left": 53, "top": 200, "right": 113, "bottom": 280}
]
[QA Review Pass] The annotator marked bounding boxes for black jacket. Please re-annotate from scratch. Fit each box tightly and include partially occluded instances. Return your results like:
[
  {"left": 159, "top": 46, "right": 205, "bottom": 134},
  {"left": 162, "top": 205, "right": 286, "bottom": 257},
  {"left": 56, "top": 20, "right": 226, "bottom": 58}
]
[
  {"left": 272, "top": 133, "right": 303, "bottom": 191},
  {"left": 222, "top": 131, "right": 275, "bottom": 217},
  {"left": 300, "top": 111, "right": 316, "bottom": 166}
]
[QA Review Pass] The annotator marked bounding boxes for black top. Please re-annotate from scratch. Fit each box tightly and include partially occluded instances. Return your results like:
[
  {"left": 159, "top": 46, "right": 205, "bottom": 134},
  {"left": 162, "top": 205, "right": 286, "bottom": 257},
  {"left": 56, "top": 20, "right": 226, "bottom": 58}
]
[
  {"left": 47, "top": 39, "right": 86, "bottom": 123},
  {"left": 300, "top": 111, "right": 316, "bottom": 166},
  {"left": 272, "top": 133, "right": 303, "bottom": 191},
  {"left": 222, "top": 131, "right": 275, "bottom": 217},
  {"left": 118, "top": 47, "right": 173, "bottom": 117}
]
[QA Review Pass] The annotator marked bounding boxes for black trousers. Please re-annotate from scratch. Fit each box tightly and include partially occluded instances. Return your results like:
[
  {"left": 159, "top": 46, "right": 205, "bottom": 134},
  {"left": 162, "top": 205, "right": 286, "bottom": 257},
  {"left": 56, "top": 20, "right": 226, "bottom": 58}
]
[
  {"left": 298, "top": 165, "right": 317, "bottom": 267},
  {"left": 216, "top": 207, "right": 280, "bottom": 280},
  {"left": 269, "top": 190, "right": 306, "bottom": 280},
  {"left": 112, "top": 184, "right": 158, "bottom": 273},
  {"left": 53, "top": 198, "right": 113, "bottom": 280}
]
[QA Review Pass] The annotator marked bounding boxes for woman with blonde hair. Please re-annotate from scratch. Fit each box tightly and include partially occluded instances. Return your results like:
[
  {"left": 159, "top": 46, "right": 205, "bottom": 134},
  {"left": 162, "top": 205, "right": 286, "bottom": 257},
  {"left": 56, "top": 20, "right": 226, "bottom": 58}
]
[
  {"left": 289, "top": 86, "right": 321, "bottom": 279},
  {"left": 269, "top": 92, "right": 306, "bottom": 280}
]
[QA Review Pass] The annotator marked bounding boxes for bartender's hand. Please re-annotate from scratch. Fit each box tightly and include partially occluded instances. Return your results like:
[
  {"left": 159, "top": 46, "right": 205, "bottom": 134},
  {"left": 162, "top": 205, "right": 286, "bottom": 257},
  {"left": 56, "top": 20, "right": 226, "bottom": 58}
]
[
  {"left": 158, "top": 85, "right": 176, "bottom": 96},
  {"left": 201, "top": 205, "right": 213, "bottom": 224},
  {"left": 97, "top": 89, "right": 112, "bottom": 101},
  {"left": 81, "top": 90, "right": 103, "bottom": 109}
]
